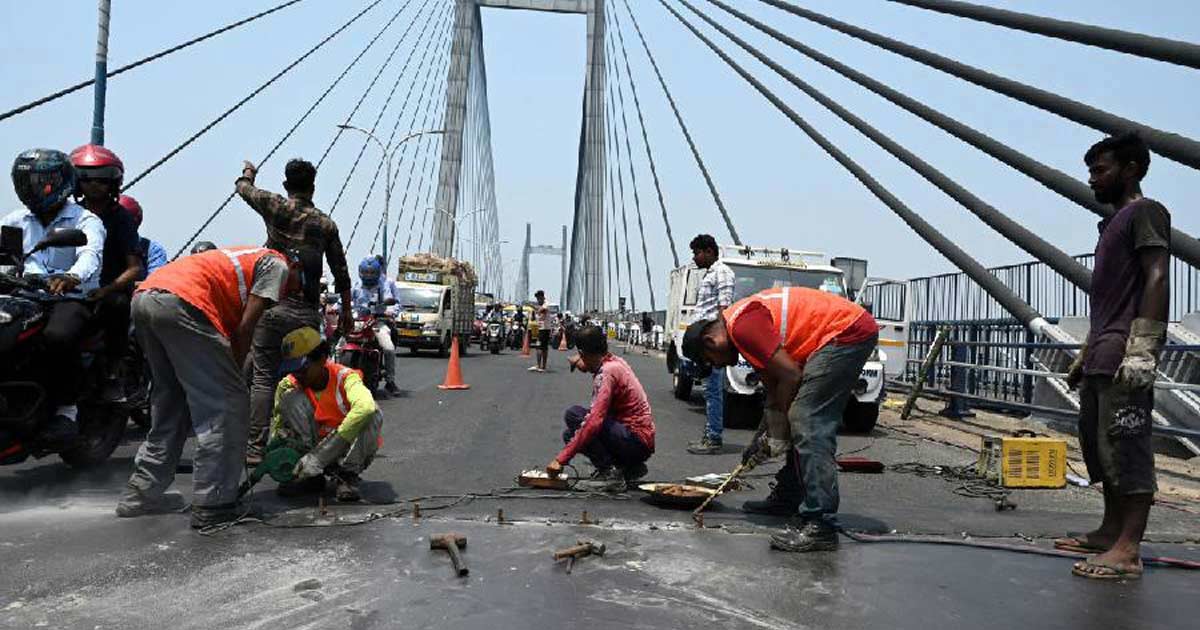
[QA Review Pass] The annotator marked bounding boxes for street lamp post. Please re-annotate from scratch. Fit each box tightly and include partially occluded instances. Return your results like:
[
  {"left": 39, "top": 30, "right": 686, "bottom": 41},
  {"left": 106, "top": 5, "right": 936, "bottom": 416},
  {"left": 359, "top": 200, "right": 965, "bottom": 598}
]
[
  {"left": 336, "top": 125, "right": 444, "bottom": 266},
  {"left": 433, "top": 207, "right": 489, "bottom": 257}
]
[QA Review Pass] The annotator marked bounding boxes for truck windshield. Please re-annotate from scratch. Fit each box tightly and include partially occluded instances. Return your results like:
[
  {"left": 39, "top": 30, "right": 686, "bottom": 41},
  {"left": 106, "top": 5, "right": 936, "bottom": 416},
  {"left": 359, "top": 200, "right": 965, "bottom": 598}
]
[
  {"left": 728, "top": 266, "right": 845, "bottom": 300},
  {"left": 398, "top": 287, "right": 442, "bottom": 313}
]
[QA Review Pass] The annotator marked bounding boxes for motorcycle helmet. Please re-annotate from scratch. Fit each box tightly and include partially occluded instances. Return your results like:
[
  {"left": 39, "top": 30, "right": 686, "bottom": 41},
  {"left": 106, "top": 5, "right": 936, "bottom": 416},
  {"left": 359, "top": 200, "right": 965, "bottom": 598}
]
[
  {"left": 69, "top": 144, "right": 124, "bottom": 189},
  {"left": 11, "top": 148, "right": 76, "bottom": 213},
  {"left": 358, "top": 256, "right": 382, "bottom": 288},
  {"left": 118, "top": 195, "right": 143, "bottom": 228},
  {"left": 190, "top": 241, "right": 217, "bottom": 255}
]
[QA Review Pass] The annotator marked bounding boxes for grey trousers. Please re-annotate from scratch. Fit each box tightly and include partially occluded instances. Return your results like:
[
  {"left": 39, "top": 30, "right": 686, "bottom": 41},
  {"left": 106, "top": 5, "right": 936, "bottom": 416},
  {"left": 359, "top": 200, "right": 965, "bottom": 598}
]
[
  {"left": 248, "top": 299, "right": 322, "bottom": 454},
  {"left": 125, "top": 291, "right": 250, "bottom": 508},
  {"left": 274, "top": 389, "right": 383, "bottom": 474}
]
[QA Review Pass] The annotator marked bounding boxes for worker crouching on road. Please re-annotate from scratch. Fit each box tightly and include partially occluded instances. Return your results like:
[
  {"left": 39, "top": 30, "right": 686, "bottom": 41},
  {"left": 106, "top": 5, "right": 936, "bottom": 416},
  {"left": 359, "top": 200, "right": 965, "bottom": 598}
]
[
  {"left": 683, "top": 287, "right": 878, "bottom": 552},
  {"left": 546, "top": 326, "right": 655, "bottom": 493},
  {"left": 271, "top": 327, "right": 383, "bottom": 502}
]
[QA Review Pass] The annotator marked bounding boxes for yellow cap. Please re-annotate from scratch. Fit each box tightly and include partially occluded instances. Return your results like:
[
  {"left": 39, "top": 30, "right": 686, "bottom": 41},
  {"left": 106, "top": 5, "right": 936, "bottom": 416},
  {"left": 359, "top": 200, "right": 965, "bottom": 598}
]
[{"left": 281, "top": 326, "right": 322, "bottom": 360}]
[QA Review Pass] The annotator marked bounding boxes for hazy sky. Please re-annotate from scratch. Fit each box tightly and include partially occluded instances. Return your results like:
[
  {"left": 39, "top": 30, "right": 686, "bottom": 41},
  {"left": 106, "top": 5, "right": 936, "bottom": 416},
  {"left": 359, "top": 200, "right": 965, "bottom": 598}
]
[{"left": 2, "top": 0, "right": 1197, "bottom": 310}]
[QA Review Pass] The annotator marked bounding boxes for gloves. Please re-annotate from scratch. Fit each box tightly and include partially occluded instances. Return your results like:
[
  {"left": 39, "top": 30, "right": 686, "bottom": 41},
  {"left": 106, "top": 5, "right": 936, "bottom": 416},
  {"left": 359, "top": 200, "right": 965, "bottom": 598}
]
[
  {"left": 1114, "top": 318, "right": 1167, "bottom": 392},
  {"left": 293, "top": 433, "right": 352, "bottom": 480},
  {"left": 1065, "top": 342, "right": 1087, "bottom": 391},
  {"left": 741, "top": 430, "right": 791, "bottom": 471}
]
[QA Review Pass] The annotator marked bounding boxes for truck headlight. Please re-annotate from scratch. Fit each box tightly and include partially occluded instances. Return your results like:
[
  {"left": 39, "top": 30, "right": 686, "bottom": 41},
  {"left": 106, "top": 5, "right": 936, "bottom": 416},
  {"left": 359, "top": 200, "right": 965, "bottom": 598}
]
[{"left": 852, "top": 378, "right": 868, "bottom": 395}]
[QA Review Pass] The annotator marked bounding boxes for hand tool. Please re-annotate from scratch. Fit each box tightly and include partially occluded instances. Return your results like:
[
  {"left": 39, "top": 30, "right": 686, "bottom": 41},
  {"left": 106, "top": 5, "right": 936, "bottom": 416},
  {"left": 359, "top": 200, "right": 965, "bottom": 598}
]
[
  {"left": 430, "top": 533, "right": 469, "bottom": 577},
  {"left": 553, "top": 540, "right": 606, "bottom": 574},
  {"left": 692, "top": 463, "right": 746, "bottom": 525}
]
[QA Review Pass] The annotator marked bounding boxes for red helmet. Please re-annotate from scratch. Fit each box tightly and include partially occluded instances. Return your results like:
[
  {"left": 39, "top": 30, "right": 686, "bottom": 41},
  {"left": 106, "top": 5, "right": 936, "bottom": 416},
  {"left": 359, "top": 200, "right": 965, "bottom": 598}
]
[
  {"left": 69, "top": 144, "right": 124, "bottom": 187},
  {"left": 118, "top": 195, "right": 143, "bottom": 228}
]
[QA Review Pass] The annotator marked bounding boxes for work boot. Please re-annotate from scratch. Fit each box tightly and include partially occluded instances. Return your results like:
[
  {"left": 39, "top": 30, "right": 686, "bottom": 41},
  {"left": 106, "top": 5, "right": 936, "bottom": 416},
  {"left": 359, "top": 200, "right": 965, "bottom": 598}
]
[
  {"left": 100, "top": 375, "right": 127, "bottom": 403},
  {"left": 276, "top": 476, "right": 326, "bottom": 498},
  {"left": 686, "top": 435, "right": 723, "bottom": 455},
  {"left": 742, "top": 483, "right": 801, "bottom": 516},
  {"left": 578, "top": 467, "right": 627, "bottom": 493},
  {"left": 116, "top": 488, "right": 188, "bottom": 517},
  {"left": 37, "top": 415, "right": 79, "bottom": 448},
  {"left": 385, "top": 381, "right": 400, "bottom": 396},
  {"left": 769, "top": 519, "right": 839, "bottom": 553},
  {"left": 622, "top": 462, "right": 649, "bottom": 483},
  {"left": 190, "top": 503, "right": 248, "bottom": 530},
  {"left": 334, "top": 472, "right": 362, "bottom": 502}
]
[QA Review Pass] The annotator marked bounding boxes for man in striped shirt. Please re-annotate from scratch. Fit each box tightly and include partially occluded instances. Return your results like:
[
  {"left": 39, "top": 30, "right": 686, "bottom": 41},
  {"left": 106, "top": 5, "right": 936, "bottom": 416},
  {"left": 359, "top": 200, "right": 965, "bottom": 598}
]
[{"left": 687, "top": 234, "right": 735, "bottom": 455}]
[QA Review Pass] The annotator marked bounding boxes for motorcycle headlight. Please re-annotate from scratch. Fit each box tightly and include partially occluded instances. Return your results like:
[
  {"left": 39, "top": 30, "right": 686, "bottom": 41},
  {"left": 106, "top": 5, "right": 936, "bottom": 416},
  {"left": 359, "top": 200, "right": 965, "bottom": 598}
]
[{"left": 353, "top": 320, "right": 367, "bottom": 333}]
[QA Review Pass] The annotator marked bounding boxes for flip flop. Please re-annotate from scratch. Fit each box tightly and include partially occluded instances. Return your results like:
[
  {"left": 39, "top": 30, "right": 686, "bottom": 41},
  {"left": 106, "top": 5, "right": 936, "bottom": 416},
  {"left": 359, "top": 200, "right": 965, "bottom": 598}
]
[
  {"left": 1054, "top": 535, "right": 1109, "bottom": 554},
  {"left": 1071, "top": 559, "right": 1144, "bottom": 580}
]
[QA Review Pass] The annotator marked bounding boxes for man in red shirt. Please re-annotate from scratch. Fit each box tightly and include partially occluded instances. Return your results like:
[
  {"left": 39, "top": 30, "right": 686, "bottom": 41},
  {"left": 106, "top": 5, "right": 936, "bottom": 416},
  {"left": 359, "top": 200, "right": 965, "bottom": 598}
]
[
  {"left": 546, "top": 326, "right": 655, "bottom": 493},
  {"left": 683, "top": 286, "right": 877, "bottom": 552}
]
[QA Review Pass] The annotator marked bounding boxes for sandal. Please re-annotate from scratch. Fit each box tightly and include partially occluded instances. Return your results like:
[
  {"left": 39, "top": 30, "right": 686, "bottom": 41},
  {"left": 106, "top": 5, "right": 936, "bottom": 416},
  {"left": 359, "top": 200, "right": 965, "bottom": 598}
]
[
  {"left": 1054, "top": 534, "right": 1110, "bottom": 554},
  {"left": 1071, "top": 559, "right": 1144, "bottom": 580}
]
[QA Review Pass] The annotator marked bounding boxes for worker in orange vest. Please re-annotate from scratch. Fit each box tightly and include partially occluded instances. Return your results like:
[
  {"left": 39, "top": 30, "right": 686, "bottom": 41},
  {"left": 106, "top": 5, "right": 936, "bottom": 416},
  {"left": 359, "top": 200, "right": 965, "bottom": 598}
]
[
  {"left": 116, "top": 246, "right": 302, "bottom": 529},
  {"left": 683, "top": 286, "right": 878, "bottom": 553},
  {"left": 271, "top": 327, "right": 383, "bottom": 502}
]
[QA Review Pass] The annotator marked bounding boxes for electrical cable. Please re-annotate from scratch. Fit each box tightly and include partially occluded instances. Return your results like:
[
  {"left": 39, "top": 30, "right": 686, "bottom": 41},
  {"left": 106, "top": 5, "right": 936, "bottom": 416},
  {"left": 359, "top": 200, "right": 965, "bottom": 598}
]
[
  {"left": 123, "top": 0, "right": 384, "bottom": 194},
  {"left": 703, "top": 0, "right": 1200, "bottom": 271},
  {"left": 170, "top": 0, "right": 407, "bottom": 259},
  {"left": 753, "top": 0, "right": 1200, "bottom": 172},
  {"left": 618, "top": 0, "right": 742, "bottom": 247},
  {"left": 0, "top": 0, "right": 308, "bottom": 124}
]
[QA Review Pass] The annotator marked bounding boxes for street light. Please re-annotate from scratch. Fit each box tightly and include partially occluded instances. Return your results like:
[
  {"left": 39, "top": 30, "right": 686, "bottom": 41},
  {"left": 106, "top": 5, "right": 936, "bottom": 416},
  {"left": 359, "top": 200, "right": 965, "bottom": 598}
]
[
  {"left": 336, "top": 125, "right": 444, "bottom": 266},
  {"left": 433, "top": 207, "right": 491, "bottom": 260}
]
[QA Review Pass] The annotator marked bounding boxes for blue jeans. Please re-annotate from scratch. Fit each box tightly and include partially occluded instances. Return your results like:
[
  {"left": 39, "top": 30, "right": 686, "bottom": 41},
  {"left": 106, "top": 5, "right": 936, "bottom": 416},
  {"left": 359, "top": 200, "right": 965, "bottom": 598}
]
[
  {"left": 563, "top": 405, "right": 651, "bottom": 470},
  {"left": 773, "top": 335, "right": 877, "bottom": 522},
  {"left": 704, "top": 367, "right": 726, "bottom": 440}
]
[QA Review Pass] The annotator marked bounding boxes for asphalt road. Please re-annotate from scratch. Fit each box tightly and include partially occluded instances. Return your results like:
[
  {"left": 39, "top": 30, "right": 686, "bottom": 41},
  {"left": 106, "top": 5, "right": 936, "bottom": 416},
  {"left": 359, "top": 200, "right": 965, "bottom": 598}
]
[{"left": 1, "top": 345, "right": 1198, "bottom": 629}]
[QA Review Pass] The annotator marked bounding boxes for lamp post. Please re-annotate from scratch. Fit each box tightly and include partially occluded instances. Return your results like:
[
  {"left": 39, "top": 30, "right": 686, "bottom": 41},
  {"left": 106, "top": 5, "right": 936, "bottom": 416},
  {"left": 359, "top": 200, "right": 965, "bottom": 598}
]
[
  {"left": 336, "top": 125, "right": 444, "bottom": 266},
  {"left": 433, "top": 207, "right": 489, "bottom": 258}
]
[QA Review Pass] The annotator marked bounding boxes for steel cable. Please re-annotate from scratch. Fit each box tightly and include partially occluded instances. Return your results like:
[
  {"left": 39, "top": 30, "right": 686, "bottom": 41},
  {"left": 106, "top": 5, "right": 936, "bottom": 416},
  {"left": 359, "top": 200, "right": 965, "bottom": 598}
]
[
  {"left": 123, "top": 0, "right": 384, "bottom": 194},
  {"left": 388, "top": 61, "right": 451, "bottom": 254},
  {"left": 605, "top": 69, "right": 638, "bottom": 313}
]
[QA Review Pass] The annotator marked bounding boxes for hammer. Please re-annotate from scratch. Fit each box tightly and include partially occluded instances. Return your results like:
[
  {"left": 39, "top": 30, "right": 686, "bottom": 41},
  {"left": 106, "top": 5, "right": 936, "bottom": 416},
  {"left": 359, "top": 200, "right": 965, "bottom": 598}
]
[
  {"left": 553, "top": 540, "right": 606, "bottom": 574},
  {"left": 430, "top": 533, "right": 469, "bottom": 577}
]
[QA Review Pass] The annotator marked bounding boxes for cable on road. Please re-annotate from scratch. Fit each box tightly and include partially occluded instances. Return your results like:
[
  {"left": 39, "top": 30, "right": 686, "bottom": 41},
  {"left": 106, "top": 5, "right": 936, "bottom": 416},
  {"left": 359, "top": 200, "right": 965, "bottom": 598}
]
[
  {"left": 702, "top": 0, "right": 1200, "bottom": 272},
  {"left": 887, "top": 0, "right": 1200, "bottom": 70},
  {"left": 752, "top": 0, "right": 1200, "bottom": 172},
  {"left": 170, "top": 0, "right": 412, "bottom": 259},
  {"left": 618, "top": 0, "right": 742, "bottom": 248},
  {"left": 680, "top": 0, "right": 1093, "bottom": 293},
  {"left": 0, "top": 0, "right": 308, "bottom": 124},
  {"left": 123, "top": 0, "right": 385, "bottom": 194}
]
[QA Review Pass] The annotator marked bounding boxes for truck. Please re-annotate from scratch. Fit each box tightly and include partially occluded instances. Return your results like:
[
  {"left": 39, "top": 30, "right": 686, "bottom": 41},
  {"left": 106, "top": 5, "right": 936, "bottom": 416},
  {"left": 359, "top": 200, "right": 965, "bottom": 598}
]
[
  {"left": 665, "top": 245, "right": 886, "bottom": 433},
  {"left": 392, "top": 253, "right": 477, "bottom": 357}
]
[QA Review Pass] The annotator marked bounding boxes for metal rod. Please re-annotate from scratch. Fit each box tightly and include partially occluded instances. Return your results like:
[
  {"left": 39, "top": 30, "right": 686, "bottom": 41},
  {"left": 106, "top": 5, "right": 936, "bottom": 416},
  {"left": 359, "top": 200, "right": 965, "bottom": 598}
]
[{"left": 90, "top": 0, "right": 112, "bottom": 145}]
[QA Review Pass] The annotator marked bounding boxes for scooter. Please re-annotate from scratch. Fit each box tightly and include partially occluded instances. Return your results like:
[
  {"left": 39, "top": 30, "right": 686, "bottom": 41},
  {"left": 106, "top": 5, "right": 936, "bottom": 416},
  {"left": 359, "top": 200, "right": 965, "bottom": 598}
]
[{"left": 485, "top": 321, "right": 503, "bottom": 354}]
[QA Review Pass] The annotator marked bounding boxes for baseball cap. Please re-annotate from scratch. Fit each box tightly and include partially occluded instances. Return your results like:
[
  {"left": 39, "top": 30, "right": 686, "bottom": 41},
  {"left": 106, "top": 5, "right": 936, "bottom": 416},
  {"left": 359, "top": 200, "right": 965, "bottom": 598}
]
[
  {"left": 681, "top": 318, "right": 715, "bottom": 367},
  {"left": 279, "top": 326, "right": 322, "bottom": 373}
]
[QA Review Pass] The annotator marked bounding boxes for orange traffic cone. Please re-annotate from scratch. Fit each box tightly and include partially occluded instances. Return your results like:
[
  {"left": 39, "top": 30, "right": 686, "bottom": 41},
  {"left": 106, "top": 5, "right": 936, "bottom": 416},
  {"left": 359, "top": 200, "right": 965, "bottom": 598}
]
[
  {"left": 520, "top": 329, "right": 532, "bottom": 357},
  {"left": 558, "top": 331, "right": 568, "bottom": 351},
  {"left": 438, "top": 337, "right": 470, "bottom": 390}
]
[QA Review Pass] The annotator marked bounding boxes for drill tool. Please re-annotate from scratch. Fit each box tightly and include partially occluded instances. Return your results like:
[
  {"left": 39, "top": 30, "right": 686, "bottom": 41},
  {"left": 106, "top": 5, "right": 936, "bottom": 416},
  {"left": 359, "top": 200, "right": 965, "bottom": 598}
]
[
  {"left": 553, "top": 540, "right": 606, "bottom": 574},
  {"left": 692, "top": 463, "right": 746, "bottom": 525},
  {"left": 431, "top": 533, "right": 469, "bottom": 577}
]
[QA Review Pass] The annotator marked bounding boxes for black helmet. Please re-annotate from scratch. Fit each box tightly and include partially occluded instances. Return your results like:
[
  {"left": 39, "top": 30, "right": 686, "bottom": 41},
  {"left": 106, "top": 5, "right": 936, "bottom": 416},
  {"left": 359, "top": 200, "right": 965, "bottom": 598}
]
[
  {"left": 190, "top": 241, "right": 217, "bottom": 255},
  {"left": 11, "top": 149, "right": 75, "bottom": 213}
]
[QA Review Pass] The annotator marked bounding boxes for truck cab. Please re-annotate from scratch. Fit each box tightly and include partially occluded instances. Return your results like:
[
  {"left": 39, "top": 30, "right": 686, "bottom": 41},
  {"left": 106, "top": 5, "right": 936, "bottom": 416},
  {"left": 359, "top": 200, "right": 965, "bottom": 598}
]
[{"left": 393, "top": 279, "right": 455, "bottom": 356}]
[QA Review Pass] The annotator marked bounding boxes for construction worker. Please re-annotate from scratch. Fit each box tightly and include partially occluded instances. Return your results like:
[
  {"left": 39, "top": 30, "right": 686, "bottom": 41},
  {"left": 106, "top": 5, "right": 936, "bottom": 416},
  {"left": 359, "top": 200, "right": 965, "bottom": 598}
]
[
  {"left": 116, "top": 246, "right": 300, "bottom": 529},
  {"left": 237, "top": 158, "right": 354, "bottom": 466},
  {"left": 683, "top": 286, "right": 878, "bottom": 552},
  {"left": 272, "top": 327, "right": 383, "bottom": 502},
  {"left": 547, "top": 325, "right": 655, "bottom": 493}
]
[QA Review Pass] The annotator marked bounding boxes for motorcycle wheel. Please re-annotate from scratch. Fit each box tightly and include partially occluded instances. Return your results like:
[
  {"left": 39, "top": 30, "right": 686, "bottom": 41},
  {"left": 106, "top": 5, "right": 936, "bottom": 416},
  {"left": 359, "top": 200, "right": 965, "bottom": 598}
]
[{"left": 60, "top": 405, "right": 127, "bottom": 469}]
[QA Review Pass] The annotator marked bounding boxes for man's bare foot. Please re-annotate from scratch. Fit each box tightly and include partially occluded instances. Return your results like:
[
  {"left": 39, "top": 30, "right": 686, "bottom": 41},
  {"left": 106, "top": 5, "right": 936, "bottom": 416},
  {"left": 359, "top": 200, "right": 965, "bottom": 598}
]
[
  {"left": 1072, "top": 544, "right": 1143, "bottom": 580},
  {"left": 1054, "top": 530, "right": 1118, "bottom": 553}
]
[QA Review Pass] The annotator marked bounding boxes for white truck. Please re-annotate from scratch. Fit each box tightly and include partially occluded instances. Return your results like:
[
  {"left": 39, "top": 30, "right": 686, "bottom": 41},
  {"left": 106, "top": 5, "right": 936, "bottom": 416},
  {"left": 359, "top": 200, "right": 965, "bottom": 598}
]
[
  {"left": 665, "top": 246, "right": 886, "bottom": 433},
  {"left": 393, "top": 254, "right": 477, "bottom": 357}
]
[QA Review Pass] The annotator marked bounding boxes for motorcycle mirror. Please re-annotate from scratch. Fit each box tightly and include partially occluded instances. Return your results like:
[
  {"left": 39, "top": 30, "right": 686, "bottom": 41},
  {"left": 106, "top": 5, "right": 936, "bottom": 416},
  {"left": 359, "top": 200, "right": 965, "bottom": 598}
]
[
  {"left": 325, "top": 293, "right": 340, "bottom": 304},
  {"left": 1, "top": 226, "right": 23, "bottom": 258},
  {"left": 29, "top": 228, "right": 87, "bottom": 255}
]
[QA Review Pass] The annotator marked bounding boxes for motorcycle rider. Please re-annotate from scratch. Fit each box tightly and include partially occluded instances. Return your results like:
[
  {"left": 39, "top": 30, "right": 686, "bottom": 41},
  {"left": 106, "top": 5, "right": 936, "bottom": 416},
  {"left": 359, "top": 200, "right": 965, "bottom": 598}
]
[
  {"left": 2, "top": 149, "right": 106, "bottom": 444},
  {"left": 350, "top": 256, "right": 399, "bottom": 396},
  {"left": 118, "top": 195, "right": 168, "bottom": 279}
]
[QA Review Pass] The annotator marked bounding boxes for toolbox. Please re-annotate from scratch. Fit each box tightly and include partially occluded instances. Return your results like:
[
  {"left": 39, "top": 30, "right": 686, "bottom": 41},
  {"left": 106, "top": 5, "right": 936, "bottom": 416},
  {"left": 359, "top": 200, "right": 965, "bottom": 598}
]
[{"left": 977, "top": 435, "right": 1067, "bottom": 488}]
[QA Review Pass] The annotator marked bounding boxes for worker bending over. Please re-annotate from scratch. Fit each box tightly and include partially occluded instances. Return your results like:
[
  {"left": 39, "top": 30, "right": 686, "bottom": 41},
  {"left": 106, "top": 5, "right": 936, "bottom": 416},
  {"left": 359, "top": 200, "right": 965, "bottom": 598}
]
[
  {"left": 683, "top": 287, "right": 877, "bottom": 552},
  {"left": 546, "top": 326, "right": 655, "bottom": 493},
  {"left": 271, "top": 327, "right": 383, "bottom": 502}
]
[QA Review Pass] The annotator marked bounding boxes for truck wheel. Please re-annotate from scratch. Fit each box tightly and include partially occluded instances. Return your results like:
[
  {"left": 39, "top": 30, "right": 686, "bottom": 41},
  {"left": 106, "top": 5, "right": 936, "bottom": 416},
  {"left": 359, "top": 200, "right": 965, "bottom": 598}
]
[
  {"left": 458, "top": 336, "right": 469, "bottom": 357},
  {"left": 60, "top": 406, "right": 127, "bottom": 469},
  {"left": 841, "top": 400, "right": 880, "bottom": 434},
  {"left": 438, "top": 335, "right": 450, "bottom": 358},
  {"left": 672, "top": 370, "right": 693, "bottom": 401},
  {"left": 723, "top": 392, "right": 764, "bottom": 430}
]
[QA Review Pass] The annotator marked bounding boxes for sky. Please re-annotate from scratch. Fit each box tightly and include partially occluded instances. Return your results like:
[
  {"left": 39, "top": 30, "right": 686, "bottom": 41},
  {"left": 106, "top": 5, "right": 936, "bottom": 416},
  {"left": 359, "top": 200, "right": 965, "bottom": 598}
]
[{"left": 1, "top": 0, "right": 1198, "bottom": 311}]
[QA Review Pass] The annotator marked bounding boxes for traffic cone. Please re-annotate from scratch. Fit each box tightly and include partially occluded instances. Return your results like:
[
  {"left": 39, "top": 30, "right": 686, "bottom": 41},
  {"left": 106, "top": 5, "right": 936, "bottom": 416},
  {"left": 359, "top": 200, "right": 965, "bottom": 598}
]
[
  {"left": 437, "top": 337, "right": 470, "bottom": 390},
  {"left": 558, "top": 331, "right": 568, "bottom": 351},
  {"left": 520, "top": 329, "right": 531, "bottom": 357}
]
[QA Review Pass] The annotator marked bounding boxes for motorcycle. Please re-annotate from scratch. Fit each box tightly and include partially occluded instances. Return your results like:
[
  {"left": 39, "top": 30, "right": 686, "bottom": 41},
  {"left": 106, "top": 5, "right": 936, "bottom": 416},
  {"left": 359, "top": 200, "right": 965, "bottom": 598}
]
[
  {"left": 507, "top": 322, "right": 526, "bottom": 350},
  {"left": 485, "top": 321, "right": 503, "bottom": 354},
  {"left": 336, "top": 302, "right": 391, "bottom": 394},
  {"left": 0, "top": 227, "right": 133, "bottom": 469}
]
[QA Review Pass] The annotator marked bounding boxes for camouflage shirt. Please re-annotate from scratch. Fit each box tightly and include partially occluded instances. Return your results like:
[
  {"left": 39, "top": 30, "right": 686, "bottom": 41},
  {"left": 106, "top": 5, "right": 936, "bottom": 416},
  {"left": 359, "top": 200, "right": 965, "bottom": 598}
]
[{"left": 236, "top": 174, "right": 351, "bottom": 305}]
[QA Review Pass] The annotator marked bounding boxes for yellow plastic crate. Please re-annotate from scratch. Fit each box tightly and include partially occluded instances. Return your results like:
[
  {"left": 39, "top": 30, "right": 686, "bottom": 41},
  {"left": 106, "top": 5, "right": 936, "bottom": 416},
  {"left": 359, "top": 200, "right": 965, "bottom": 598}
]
[{"left": 977, "top": 436, "right": 1067, "bottom": 489}]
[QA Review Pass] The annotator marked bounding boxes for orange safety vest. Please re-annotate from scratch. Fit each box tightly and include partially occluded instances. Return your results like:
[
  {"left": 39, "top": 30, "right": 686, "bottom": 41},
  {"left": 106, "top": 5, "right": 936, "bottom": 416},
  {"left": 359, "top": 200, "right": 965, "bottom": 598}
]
[
  {"left": 286, "top": 361, "right": 361, "bottom": 438},
  {"left": 139, "top": 247, "right": 285, "bottom": 338},
  {"left": 723, "top": 287, "right": 866, "bottom": 368}
]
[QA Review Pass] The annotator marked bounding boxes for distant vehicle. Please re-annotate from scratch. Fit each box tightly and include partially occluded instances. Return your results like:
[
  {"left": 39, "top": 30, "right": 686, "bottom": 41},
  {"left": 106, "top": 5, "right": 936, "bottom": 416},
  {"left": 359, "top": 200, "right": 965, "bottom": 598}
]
[
  {"left": 393, "top": 254, "right": 477, "bottom": 357},
  {"left": 665, "top": 245, "right": 885, "bottom": 433}
]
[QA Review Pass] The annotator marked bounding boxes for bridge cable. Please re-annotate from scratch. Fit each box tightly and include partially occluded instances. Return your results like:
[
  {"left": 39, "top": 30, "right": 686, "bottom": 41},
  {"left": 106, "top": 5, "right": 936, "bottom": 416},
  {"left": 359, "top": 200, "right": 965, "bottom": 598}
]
[
  {"left": 705, "top": 0, "right": 1200, "bottom": 271},
  {"left": 753, "top": 0, "right": 1200, "bottom": 172},
  {"left": 618, "top": 0, "right": 741, "bottom": 247},
  {"left": 329, "top": 2, "right": 448, "bottom": 217},
  {"left": 0, "top": 0, "right": 309, "bottom": 124},
  {"left": 169, "top": 0, "right": 404, "bottom": 259},
  {"left": 604, "top": 95, "right": 626, "bottom": 310},
  {"left": 656, "top": 0, "right": 1046, "bottom": 329},
  {"left": 605, "top": 62, "right": 639, "bottom": 312},
  {"left": 390, "top": 56, "right": 451, "bottom": 254},
  {"left": 887, "top": 0, "right": 1200, "bottom": 70},
  {"left": 124, "top": 0, "right": 384, "bottom": 195},
  {"left": 607, "top": 32, "right": 658, "bottom": 311},
  {"left": 682, "top": 0, "right": 1092, "bottom": 293}
]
